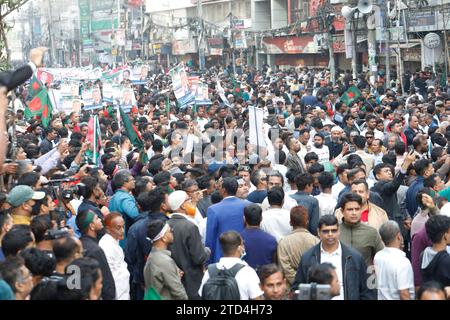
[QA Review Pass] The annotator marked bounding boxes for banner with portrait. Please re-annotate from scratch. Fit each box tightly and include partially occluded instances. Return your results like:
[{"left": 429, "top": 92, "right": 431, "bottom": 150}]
[
  {"left": 170, "top": 64, "right": 195, "bottom": 107},
  {"left": 82, "top": 87, "right": 103, "bottom": 111}
]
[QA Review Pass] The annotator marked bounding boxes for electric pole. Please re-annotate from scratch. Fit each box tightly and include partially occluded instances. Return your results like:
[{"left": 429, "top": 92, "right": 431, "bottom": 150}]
[{"left": 197, "top": 0, "right": 205, "bottom": 70}]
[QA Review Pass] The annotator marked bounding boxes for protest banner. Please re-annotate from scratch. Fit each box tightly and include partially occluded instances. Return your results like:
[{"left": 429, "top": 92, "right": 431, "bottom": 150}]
[{"left": 170, "top": 64, "right": 195, "bottom": 107}]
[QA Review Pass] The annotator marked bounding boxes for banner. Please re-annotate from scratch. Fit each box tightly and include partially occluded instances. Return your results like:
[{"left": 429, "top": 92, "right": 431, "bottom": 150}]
[
  {"left": 82, "top": 87, "right": 103, "bottom": 111},
  {"left": 170, "top": 64, "right": 195, "bottom": 107},
  {"left": 130, "top": 65, "right": 149, "bottom": 84},
  {"left": 248, "top": 106, "right": 266, "bottom": 148},
  {"left": 37, "top": 70, "right": 54, "bottom": 86}
]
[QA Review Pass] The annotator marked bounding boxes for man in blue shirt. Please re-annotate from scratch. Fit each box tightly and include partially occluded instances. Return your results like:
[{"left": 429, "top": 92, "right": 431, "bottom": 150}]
[
  {"left": 405, "top": 159, "right": 434, "bottom": 217},
  {"left": 206, "top": 177, "right": 251, "bottom": 263},
  {"left": 109, "top": 170, "right": 139, "bottom": 246},
  {"left": 247, "top": 169, "right": 268, "bottom": 204},
  {"left": 241, "top": 204, "right": 277, "bottom": 270}
]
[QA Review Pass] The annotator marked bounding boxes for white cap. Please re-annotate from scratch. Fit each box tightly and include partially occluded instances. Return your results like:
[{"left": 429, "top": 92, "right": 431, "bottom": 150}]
[{"left": 168, "top": 190, "right": 188, "bottom": 211}]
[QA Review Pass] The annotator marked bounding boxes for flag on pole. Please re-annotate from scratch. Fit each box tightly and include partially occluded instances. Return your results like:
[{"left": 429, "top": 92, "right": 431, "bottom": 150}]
[
  {"left": 25, "top": 76, "right": 53, "bottom": 127},
  {"left": 118, "top": 105, "right": 149, "bottom": 164},
  {"left": 340, "top": 86, "right": 361, "bottom": 106},
  {"left": 85, "top": 115, "right": 103, "bottom": 166},
  {"left": 118, "top": 105, "right": 143, "bottom": 150}
]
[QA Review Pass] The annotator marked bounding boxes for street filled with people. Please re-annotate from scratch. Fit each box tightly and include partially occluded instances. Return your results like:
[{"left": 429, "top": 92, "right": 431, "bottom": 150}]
[{"left": 0, "top": 47, "right": 450, "bottom": 300}]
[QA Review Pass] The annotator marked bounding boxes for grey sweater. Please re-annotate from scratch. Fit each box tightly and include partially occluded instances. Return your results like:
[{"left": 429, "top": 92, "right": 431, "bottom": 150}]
[{"left": 144, "top": 247, "right": 188, "bottom": 300}]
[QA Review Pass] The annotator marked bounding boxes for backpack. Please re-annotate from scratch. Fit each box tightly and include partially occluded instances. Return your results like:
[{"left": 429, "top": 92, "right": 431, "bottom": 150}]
[{"left": 201, "top": 263, "right": 245, "bottom": 300}]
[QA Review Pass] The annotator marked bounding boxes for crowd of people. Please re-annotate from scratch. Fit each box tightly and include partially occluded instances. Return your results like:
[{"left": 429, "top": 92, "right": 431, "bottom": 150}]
[{"left": 0, "top": 47, "right": 450, "bottom": 301}]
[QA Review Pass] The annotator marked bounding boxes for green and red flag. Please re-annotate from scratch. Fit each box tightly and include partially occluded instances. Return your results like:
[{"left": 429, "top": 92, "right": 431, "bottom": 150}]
[
  {"left": 340, "top": 86, "right": 361, "bottom": 106},
  {"left": 118, "top": 105, "right": 149, "bottom": 164},
  {"left": 25, "top": 76, "right": 53, "bottom": 127},
  {"left": 118, "top": 105, "right": 143, "bottom": 150},
  {"left": 85, "top": 115, "right": 103, "bottom": 166}
]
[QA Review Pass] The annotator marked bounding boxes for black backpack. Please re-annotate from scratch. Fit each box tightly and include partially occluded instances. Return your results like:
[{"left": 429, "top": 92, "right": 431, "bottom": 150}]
[{"left": 201, "top": 263, "right": 245, "bottom": 300}]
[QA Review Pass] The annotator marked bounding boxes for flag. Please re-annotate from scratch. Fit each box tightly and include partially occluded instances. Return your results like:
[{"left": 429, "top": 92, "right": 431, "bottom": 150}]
[
  {"left": 28, "top": 76, "right": 44, "bottom": 98},
  {"left": 118, "top": 105, "right": 143, "bottom": 150},
  {"left": 25, "top": 77, "right": 53, "bottom": 127},
  {"left": 165, "top": 95, "right": 170, "bottom": 114},
  {"left": 231, "top": 77, "right": 242, "bottom": 98},
  {"left": 118, "top": 105, "right": 149, "bottom": 164},
  {"left": 340, "top": 86, "right": 361, "bottom": 106},
  {"left": 85, "top": 115, "right": 103, "bottom": 166}
]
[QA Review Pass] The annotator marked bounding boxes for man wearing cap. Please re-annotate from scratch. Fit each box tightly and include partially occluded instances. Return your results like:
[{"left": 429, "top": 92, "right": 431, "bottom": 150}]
[
  {"left": 167, "top": 190, "right": 210, "bottom": 299},
  {"left": 327, "top": 126, "right": 344, "bottom": 160},
  {"left": 7, "top": 185, "right": 45, "bottom": 225},
  {"left": 76, "top": 209, "right": 116, "bottom": 300},
  {"left": 144, "top": 220, "right": 188, "bottom": 300}
]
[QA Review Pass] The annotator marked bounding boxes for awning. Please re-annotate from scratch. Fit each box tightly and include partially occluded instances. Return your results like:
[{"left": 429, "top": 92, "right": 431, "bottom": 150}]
[{"left": 389, "top": 42, "right": 421, "bottom": 49}]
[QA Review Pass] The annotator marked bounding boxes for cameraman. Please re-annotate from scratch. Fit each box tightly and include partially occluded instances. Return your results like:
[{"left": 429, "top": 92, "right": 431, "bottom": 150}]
[{"left": 77, "top": 176, "right": 104, "bottom": 220}]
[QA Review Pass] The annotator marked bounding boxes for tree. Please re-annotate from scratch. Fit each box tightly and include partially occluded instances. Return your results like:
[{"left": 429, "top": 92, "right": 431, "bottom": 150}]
[{"left": 0, "top": 0, "right": 30, "bottom": 70}]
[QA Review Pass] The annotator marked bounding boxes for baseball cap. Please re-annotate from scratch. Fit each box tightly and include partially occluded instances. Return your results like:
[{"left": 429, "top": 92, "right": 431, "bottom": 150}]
[{"left": 7, "top": 185, "right": 45, "bottom": 207}]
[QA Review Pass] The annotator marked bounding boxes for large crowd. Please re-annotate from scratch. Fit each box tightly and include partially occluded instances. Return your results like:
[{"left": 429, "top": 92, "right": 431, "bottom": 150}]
[{"left": 0, "top": 47, "right": 449, "bottom": 300}]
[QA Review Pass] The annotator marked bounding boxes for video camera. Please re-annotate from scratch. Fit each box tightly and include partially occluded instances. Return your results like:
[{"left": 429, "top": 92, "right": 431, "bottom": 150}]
[
  {"left": 43, "top": 228, "right": 70, "bottom": 241},
  {"left": 296, "top": 283, "right": 331, "bottom": 300}
]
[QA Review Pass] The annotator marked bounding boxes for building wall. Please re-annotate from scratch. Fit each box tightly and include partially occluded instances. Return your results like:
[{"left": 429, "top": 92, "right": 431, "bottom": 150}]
[
  {"left": 251, "top": 0, "right": 271, "bottom": 31},
  {"left": 271, "top": 0, "right": 288, "bottom": 29}
]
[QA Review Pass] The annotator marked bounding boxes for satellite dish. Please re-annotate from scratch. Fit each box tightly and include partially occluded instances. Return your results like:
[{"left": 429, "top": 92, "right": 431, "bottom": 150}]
[
  {"left": 341, "top": 5, "right": 356, "bottom": 19},
  {"left": 357, "top": 0, "right": 373, "bottom": 14}
]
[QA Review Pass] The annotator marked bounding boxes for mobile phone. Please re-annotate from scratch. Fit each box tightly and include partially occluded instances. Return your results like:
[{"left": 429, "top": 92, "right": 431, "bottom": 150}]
[{"left": 293, "top": 130, "right": 300, "bottom": 139}]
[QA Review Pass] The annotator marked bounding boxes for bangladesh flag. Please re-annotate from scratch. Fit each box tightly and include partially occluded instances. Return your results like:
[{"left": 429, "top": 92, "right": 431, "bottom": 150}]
[
  {"left": 340, "top": 86, "right": 361, "bottom": 106},
  {"left": 25, "top": 77, "right": 53, "bottom": 127},
  {"left": 118, "top": 105, "right": 149, "bottom": 164},
  {"left": 85, "top": 115, "right": 103, "bottom": 166},
  {"left": 232, "top": 77, "right": 242, "bottom": 98}
]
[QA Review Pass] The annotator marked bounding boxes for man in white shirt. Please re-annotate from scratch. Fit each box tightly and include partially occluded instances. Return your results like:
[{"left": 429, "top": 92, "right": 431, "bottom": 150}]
[
  {"left": 261, "top": 171, "right": 297, "bottom": 211},
  {"left": 331, "top": 164, "right": 350, "bottom": 201},
  {"left": 99, "top": 213, "right": 130, "bottom": 300},
  {"left": 315, "top": 172, "right": 337, "bottom": 217},
  {"left": 374, "top": 221, "right": 415, "bottom": 300},
  {"left": 261, "top": 187, "right": 292, "bottom": 242},
  {"left": 198, "top": 231, "right": 264, "bottom": 300},
  {"left": 310, "top": 133, "right": 330, "bottom": 165}
]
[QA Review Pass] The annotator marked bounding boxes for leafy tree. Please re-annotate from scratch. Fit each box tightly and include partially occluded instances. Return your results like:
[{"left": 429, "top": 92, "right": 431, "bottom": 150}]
[{"left": 0, "top": 0, "right": 30, "bottom": 70}]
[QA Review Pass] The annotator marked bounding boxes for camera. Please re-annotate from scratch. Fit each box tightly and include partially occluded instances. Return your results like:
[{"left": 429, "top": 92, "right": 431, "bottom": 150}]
[
  {"left": 296, "top": 283, "right": 331, "bottom": 300},
  {"left": 44, "top": 228, "right": 70, "bottom": 241}
]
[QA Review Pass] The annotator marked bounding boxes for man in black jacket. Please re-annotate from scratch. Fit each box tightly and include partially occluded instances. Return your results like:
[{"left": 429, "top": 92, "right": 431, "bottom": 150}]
[
  {"left": 292, "top": 214, "right": 375, "bottom": 300},
  {"left": 372, "top": 152, "right": 415, "bottom": 251},
  {"left": 76, "top": 209, "right": 116, "bottom": 300},
  {"left": 125, "top": 188, "right": 169, "bottom": 300},
  {"left": 39, "top": 127, "right": 57, "bottom": 155},
  {"left": 167, "top": 190, "right": 210, "bottom": 300}
]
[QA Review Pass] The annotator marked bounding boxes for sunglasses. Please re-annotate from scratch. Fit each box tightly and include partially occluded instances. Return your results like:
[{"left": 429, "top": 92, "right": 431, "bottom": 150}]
[{"left": 320, "top": 228, "right": 338, "bottom": 234}]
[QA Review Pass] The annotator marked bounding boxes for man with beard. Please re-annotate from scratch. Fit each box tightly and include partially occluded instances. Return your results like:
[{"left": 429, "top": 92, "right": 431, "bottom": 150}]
[
  {"left": 327, "top": 126, "right": 344, "bottom": 160},
  {"left": 310, "top": 133, "right": 330, "bottom": 165},
  {"left": 285, "top": 136, "right": 305, "bottom": 173},
  {"left": 361, "top": 115, "right": 384, "bottom": 140}
]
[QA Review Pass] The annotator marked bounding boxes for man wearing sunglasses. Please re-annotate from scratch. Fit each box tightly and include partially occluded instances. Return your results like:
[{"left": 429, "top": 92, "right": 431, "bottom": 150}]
[{"left": 292, "top": 212, "right": 375, "bottom": 300}]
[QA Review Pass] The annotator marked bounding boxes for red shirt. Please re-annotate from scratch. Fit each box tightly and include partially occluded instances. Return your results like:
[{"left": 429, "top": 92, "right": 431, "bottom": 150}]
[{"left": 361, "top": 208, "right": 369, "bottom": 223}]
